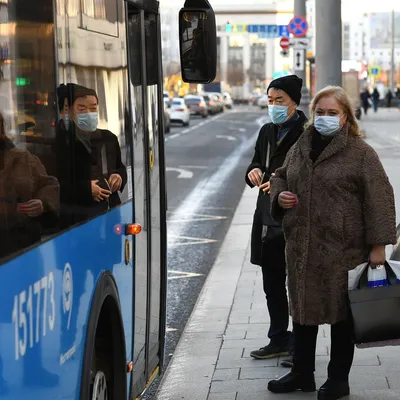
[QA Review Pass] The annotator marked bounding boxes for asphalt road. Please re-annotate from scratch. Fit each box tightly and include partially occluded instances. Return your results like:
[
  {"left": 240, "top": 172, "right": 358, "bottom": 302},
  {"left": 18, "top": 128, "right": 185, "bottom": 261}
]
[{"left": 143, "top": 105, "right": 269, "bottom": 398}]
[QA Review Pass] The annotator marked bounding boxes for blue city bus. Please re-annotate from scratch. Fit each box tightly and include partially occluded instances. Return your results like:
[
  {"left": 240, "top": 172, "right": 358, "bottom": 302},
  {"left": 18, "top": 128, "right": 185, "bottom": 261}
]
[{"left": 0, "top": 0, "right": 216, "bottom": 398}]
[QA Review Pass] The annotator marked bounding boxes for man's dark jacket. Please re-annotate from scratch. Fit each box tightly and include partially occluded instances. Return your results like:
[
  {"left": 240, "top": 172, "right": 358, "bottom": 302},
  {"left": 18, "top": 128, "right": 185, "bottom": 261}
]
[{"left": 245, "top": 110, "right": 307, "bottom": 266}]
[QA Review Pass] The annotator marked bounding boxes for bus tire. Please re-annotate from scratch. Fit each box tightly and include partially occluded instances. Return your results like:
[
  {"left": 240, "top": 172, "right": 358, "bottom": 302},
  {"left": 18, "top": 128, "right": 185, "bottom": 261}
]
[{"left": 80, "top": 272, "right": 127, "bottom": 400}]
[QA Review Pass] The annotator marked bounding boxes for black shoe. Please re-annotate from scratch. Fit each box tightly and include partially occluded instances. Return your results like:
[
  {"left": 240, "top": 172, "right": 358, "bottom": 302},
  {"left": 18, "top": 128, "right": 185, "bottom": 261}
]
[
  {"left": 318, "top": 378, "right": 350, "bottom": 400},
  {"left": 280, "top": 356, "right": 294, "bottom": 368},
  {"left": 250, "top": 343, "right": 289, "bottom": 360},
  {"left": 268, "top": 371, "right": 316, "bottom": 393}
]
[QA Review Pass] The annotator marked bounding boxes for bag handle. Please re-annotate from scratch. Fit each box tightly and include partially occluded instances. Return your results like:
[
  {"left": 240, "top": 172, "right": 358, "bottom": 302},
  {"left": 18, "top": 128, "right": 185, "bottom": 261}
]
[{"left": 359, "top": 261, "right": 398, "bottom": 289}]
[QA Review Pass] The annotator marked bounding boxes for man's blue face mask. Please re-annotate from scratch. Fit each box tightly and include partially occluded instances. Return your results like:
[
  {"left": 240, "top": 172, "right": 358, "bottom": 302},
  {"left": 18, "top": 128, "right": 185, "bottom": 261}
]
[{"left": 77, "top": 112, "right": 98, "bottom": 132}]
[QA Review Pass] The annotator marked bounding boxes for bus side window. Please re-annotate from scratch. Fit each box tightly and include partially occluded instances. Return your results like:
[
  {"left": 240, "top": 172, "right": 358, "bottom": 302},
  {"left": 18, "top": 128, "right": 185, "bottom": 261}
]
[{"left": 0, "top": 0, "right": 60, "bottom": 264}]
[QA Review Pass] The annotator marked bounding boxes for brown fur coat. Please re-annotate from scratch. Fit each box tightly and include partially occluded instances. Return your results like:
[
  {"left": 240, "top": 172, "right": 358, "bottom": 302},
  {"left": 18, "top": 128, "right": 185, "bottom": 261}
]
[{"left": 270, "top": 126, "right": 397, "bottom": 325}]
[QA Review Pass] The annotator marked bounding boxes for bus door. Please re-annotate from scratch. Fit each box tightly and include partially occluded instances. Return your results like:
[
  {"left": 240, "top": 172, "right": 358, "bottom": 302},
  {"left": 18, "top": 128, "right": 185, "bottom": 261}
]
[
  {"left": 126, "top": 2, "right": 166, "bottom": 397},
  {"left": 126, "top": 4, "right": 151, "bottom": 397},
  {"left": 144, "top": 9, "right": 167, "bottom": 382}
]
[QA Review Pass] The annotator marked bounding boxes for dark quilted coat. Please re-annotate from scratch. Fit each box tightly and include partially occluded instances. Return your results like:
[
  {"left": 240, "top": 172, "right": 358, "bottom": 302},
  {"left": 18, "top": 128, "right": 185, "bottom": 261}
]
[{"left": 270, "top": 125, "right": 397, "bottom": 325}]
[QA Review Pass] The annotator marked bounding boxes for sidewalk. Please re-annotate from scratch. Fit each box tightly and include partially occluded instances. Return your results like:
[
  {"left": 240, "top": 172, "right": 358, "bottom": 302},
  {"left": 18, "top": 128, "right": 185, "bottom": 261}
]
[{"left": 155, "top": 111, "right": 400, "bottom": 400}]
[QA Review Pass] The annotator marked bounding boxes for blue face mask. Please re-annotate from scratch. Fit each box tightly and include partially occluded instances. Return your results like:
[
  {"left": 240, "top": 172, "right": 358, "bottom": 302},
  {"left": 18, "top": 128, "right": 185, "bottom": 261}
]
[
  {"left": 77, "top": 112, "right": 98, "bottom": 132},
  {"left": 63, "top": 113, "right": 70, "bottom": 130},
  {"left": 268, "top": 105, "right": 289, "bottom": 125},
  {"left": 314, "top": 116, "right": 342, "bottom": 137}
]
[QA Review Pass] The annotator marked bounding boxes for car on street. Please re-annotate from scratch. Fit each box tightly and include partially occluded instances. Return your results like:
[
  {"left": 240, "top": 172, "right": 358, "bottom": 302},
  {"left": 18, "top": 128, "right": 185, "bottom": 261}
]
[
  {"left": 184, "top": 95, "right": 208, "bottom": 118},
  {"left": 223, "top": 92, "right": 233, "bottom": 109},
  {"left": 202, "top": 93, "right": 221, "bottom": 114},
  {"left": 163, "top": 99, "right": 171, "bottom": 133},
  {"left": 170, "top": 97, "right": 190, "bottom": 126},
  {"left": 209, "top": 92, "right": 225, "bottom": 111},
  {"left": 258, "top": 94, "right": 268, "bottom": 109},
  {"left": 249, "top": 92, "right": 262, "bottom": 105}
]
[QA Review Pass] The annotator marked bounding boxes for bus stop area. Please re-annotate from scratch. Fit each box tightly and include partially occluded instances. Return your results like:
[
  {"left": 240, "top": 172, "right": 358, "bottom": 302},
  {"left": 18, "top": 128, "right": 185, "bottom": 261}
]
[{"left": 155, "top": 108, "right": 400, "bottom": 400}]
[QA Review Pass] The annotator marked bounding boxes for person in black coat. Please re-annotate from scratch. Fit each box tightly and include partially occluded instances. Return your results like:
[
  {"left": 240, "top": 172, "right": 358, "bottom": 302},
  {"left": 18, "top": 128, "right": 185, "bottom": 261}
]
[
  {"left": 55, "top": 83, "right": 127, "bottom": 229},
  {"left": 245, "top": 75, "right": 308, "bottom": 365}
]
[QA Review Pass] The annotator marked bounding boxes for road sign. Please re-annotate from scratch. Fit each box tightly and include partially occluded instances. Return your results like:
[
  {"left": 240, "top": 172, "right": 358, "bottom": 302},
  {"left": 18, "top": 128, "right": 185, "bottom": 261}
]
[
  {"left": 247, "top": 24, "right": 292, "bottom": 38},
  {"left": 369, "top": 66, "right": 381, "bottom": 76},
  {"left": 294, "top": 49, "right": 305, "bottom": 71},
  {"left": 289, "top": 37, "right": 310, "bottom": 49},
  {"left": 279, "top": 25, "right": 290, "bottom": 37},
  {"left": 288, "top": 16, "right": 308, "bottom": 38},
  {"left": 280, "top": 37, "right": 290, "bottom": 50}
]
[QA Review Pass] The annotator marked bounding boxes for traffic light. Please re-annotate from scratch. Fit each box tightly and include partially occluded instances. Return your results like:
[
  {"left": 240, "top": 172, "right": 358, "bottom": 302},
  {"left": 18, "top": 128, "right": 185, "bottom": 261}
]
[{"left": 225, "top": 21, "right": 232, "bottom": 32}]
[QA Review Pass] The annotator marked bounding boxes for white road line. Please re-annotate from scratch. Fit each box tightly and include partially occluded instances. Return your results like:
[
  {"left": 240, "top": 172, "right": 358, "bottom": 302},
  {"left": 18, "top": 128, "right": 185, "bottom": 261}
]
[
  {"left": 168, "top": 133, "right": 180, "bottom": 140},
  {"left": 168, "top": 270, "right": 204, "bottom": 280},
  {"left": 179, "top": 165, "right": 208, "bottom": 169},
  {"left": 165, "top": 167, "right": 193, "bottom": 179}
]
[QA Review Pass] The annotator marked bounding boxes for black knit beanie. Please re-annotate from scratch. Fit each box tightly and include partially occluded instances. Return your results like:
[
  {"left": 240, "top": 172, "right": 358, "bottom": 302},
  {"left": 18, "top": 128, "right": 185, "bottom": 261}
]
[{"left": 267, "top": 75, "right": 303, "bottom": 105}]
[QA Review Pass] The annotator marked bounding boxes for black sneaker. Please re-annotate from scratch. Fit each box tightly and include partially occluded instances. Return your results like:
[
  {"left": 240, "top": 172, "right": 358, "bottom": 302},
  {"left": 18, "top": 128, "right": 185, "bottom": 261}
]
[
  {"left": 280, "top": 356, "right": 294, "bottom": 368},
  {"left": 250, "top": 343, "right": 289, "bottom": 360}
]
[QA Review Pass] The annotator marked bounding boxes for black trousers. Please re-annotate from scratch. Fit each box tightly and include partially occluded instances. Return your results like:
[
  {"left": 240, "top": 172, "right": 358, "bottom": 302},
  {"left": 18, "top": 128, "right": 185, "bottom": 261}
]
[
  {"left": 261, "top": 233, "right": 291, "bottom": 348},
  {"left": 293, "top": 318, "right": 355, "bottom": 380}
]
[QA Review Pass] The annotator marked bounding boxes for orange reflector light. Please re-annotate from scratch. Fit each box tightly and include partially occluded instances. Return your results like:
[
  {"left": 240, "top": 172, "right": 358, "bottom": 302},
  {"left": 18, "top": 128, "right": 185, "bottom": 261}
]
[
  {"left": 127, "top": 361, "right": 133, "bottom": 373},
  {"left": 126, "top": 223, "right": 142, "bottom": 235}
]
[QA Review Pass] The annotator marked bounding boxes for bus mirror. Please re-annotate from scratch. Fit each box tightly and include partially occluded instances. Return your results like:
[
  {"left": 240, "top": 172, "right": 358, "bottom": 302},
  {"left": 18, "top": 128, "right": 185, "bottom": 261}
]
[{"left": 179, "top": 1, "right": 217, "bottom": 84}]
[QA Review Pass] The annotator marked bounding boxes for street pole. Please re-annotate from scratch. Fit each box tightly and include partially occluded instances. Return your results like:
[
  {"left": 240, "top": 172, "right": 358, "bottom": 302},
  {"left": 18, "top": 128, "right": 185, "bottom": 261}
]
[
  {"left": 294, "top": 0, "right": 310, "bottom": 111},
  {"left": 391, "top": 9, "right": 395, "bottom": 91},
  {"left": 315, "top": 0, "right": 342, "bottom": 91}
]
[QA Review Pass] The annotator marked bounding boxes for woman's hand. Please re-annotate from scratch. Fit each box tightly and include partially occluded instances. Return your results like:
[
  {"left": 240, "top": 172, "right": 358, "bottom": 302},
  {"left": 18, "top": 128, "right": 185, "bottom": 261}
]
[
  {"left": 17, "top": 199, "right": 44, "bottom": 217},
  {"left": 108, "top": 174, "right": 123, "bottom": 192},
  {"left": 369, "top": 245, "right": 386, "bottom": 266},
  {"left": 278, "top": 191, "right": 297, "bottom": 209},
  {"left": 247, "top": 168, "right": 262, "bottom": 187},
  {"left": 91, "top": 180, "right": 111, "bottom": 202}
]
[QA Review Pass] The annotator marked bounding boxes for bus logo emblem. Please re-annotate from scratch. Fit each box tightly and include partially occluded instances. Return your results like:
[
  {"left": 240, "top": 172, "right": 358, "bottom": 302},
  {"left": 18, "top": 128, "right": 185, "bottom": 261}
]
[{"left": 63, "top": 263, "right": 73, "bottom": 329}]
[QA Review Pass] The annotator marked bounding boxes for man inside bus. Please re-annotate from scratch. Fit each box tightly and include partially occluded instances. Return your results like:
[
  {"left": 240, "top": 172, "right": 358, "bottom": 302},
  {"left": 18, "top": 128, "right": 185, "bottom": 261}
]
[{"left": 56, "top": 83, "right": 127, "bottom": 229}]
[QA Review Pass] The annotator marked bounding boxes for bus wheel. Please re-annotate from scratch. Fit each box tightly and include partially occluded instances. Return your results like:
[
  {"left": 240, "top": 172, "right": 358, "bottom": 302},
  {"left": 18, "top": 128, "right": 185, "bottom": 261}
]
[
  {"left": 80, "top": 272, "right": 127, "bottom": 400},
  {"left": 91, "top": 371, "right": 108, "bottom": 400}
]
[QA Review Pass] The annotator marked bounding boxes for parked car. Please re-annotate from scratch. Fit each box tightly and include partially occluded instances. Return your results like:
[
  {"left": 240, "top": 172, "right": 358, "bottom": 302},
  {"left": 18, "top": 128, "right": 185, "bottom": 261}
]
[
  {"left": 170, "top": 98, "right": 190, "bottom": 126},
  {"left": 258, "top": 95, "right": 268, "bottom": 109},
  {"left": 223, "top": 92, "right": 233, "bottom": 109},
  {"left": 163, "top": 99, "right": 171, "bottom": 133},
  {"left": 202, "top": 94, "right": 220, "bottom": 115},
  {"left": 184, "top": 95, "right": 208, "bottom": 118}
]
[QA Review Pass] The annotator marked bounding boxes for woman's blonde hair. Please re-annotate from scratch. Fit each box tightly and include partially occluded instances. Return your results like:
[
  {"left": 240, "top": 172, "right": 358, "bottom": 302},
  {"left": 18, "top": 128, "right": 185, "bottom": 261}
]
[{"left": 306, "top": 85, "right": 361, "bottom": 137}]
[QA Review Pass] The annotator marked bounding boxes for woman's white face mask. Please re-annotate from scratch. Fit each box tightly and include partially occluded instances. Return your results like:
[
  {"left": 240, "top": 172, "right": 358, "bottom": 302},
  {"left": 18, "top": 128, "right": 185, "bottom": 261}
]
[{"left": 314, "top": 115, "right": 344, "bottom": 137}]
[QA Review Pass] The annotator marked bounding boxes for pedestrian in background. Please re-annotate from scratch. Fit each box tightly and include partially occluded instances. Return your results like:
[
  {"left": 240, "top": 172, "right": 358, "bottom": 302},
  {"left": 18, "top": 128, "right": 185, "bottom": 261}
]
[
  {"left": 268, "top": 85, "right": 396, "bottom": 399},
  {"left": 386, "top": 89, "right": 393, "bottom": 108},
  {"left": 372, "top": 87, "right": 380, "bottom": 113},
  {"left": 360, "top": 87, "right": 370, "bottom": 115},
  {"left": 245, "top": 75, "right": 307, "bottom": 367}
]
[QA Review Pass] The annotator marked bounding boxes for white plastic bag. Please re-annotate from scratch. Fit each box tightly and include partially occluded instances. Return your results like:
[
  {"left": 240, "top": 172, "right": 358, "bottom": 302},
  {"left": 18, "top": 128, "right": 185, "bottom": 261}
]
[
  {"left": 367, "top": 265, "right": 389, "bottom": 288},
  {"left": 387, "top": 260, "right": 400, "bottom": 283},
  {"left": 348, "top": 262, "right": 368, "bottom": 291}
]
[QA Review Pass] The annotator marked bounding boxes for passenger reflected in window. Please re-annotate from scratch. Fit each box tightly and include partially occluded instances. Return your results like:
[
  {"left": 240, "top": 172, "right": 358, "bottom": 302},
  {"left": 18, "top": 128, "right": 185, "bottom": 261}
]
[
  {"left": 56, "top": 84, "right": 127, "bottom": 229},
  {"left": 0, "top": 113, "right": 59, "bottom": 260}
]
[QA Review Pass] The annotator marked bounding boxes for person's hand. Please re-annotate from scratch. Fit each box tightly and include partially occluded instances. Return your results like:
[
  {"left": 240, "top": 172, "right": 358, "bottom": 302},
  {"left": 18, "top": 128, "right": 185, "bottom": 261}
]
[
  {"left": 369, "top": 245, "right": 386, "bottom": 267},
  {"left": 247, "top": 168, "right": 262, "bottom": 187},
  {"left": 278, "top": 191, "right": 297, "bottom": 209},
  {"left": 17, "top": 199, "right": 44, "bottom": 217},
  {"left": 108, "top": 174, "right": 123, "bottom": 193},
  {"left": 259, "top": 173, "right": 275, "bottom": 194},
  {"left": 91, "top": 180, "right": 111, "bottom": 202}
]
